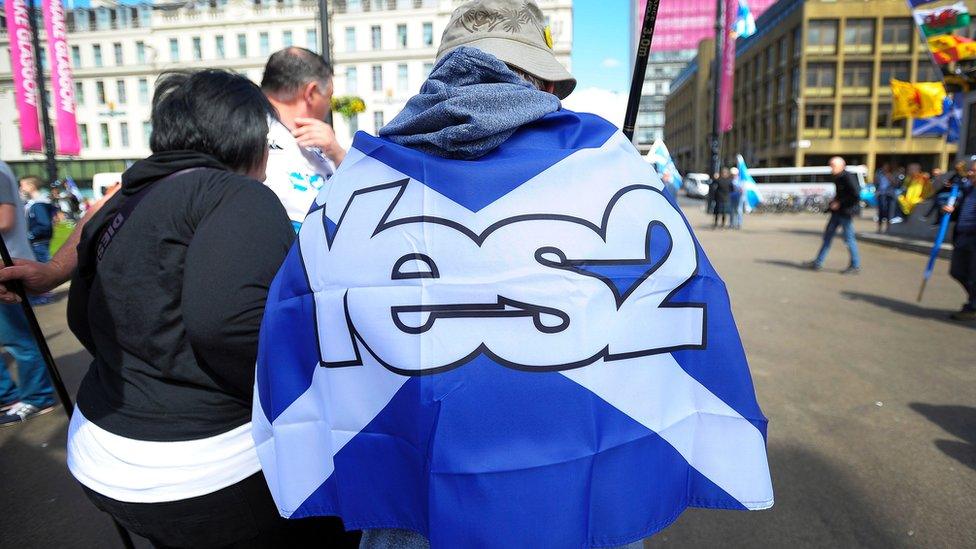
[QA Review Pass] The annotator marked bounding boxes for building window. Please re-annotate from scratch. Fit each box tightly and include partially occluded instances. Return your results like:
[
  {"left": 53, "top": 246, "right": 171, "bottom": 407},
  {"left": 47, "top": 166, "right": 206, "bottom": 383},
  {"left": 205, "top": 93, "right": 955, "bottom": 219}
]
[
  {"left": 371, "top": 25, "right": 382, "bottom": 50},
  {"left": 120, "top": 122, "right": 130, "bottom": 147},
  {"left": 93, "top": 44, "right": 103, "bottom": 67},
  {"left": 804, "top": 104, "right": 834, "bottom": 138},
  {"left": 345, "top": 27, "right": 356, "bottom": 52},
  {"left": 777, "top": 75, "right": 786, "bottom": 104},
  {"left": 192, "top": 37, "right": 202, "bottom": 60},
  {"left": 793, "top": 26, "right": 803, "bottom": 59},
  {"left": 875, "top": 103, "right": 905, "bottom": 137},
  {"left": 374, "top": 110, "right": 384, "bottom": 132},
  {"left": 423, "top": 22, "right": 433, "bottom": 47},
  {"left": 372, "top": 64, "right": 383, "bottom": 91},
  {"left": 843, "top": 19, "right": 875, "bottom": 54},
  {"left": 169, "top": 38, "right": 179, "bottom": 61},
  {"left": 792, "top": 65, "right": 800, "bottom": 98},
  {"left": 346, "top": 66, "right": 358, "bottom": 94},
  {"left": 397, "top": 24, "right": 407, "bottom": 48},
  {"left": 839, "top": 105, "right": 869, "bottom": 138},
  {"left": 96, "top": 81, "right": 106, "bottom": 104},
  {"left": 143, "top": 121, "right": 152, "bottom": 146},
  {"left": 397, "top": 63, "right": 408, "bottom": 92},
  {"left": 113, "top": 42, "right": 123, "bottom": 65},
  {"left": 237, "top": 34, "right": 248, "bottom": 57},
  {"left": 917, "top": 61, "right": 942, "bottom": 82},
  {"left": 74, "top": 81, "right": 84, "bottom": 105},
  {"left": 100, "top": 122, "right": 111, "bottom": 148},
  {"left": 79, "top": 124, "right": 89, "bottom": 149},
  {"left": 283, "top": 30, "right": 293, "bottom": 48},
  {"left": 116, "top": 80, "right": 127, "bottom": 104},
  {"left": 138, "top": 78, "right": 149, "bottom": 104},
  {"left": 806, "top": 20, "right": 837, "bottom": 55},
  {"left": 879, "top": 61, "right": 910, "bottom": 86},
  {"left": 216, "top": 36, "right": 225, "bottom": 59},
  {"left": 423, "top": 62, "right": 434, "bottom": 77},
  {"left": 71, "top": 45, "right": 81, "bottom": 68},
  {"left": 136, "top": 41, "right": 146, "bottom": 64},
  {"left": 841, "top": 62, "right": 872, "bottom": 96},
  {"left": 779, "top": 37, "right": 788, "bottom": 66},
  {"left": 260, "top": 32, "right": 270, "bottom": 56},
  {"left": 881, "top": 18, "right": 912, "bottom": 54},
  {"left": 347, "top": 0, "right": 362, "bottom": 12},
  {"left": 348, "top": 114, "right": 359, "bottom": 138},
  {"left": 307, "top": 28, "right": 318, "bottom": 53},
  {"left": 805, "top": 62, "right": 836, "bottom": 97}
]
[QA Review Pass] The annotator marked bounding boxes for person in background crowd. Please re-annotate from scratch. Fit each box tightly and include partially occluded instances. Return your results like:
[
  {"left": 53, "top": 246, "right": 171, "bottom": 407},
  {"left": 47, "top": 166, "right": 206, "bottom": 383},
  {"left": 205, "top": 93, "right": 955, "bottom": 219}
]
[
  {"left": 875, "top": 163, "right": 896, "bottom": 233},
  {"left": 730, "top": 166, "right": 744, "bottom": 230},
  {"left": 0, "top": 161, "right": 57, "bottom": 426},
  {"left": 924, "top": 161, "right": 967, "bottom": 222},
  {"left": 713, "top": 167, "right": 733, "bottom": 229},
  {"left": 18, "top": 176, "right": 56, "bottom": 264},
  {"left": 942, "top": 160, "right": 976, "bottom": 321},
  {"left": 805, "top": 156, "right": 861, "bottom": 274},
  {"left": 60, "top": 69, "right": 356, "bottom": 548},
  {"left": 261, "top": 47, "right": 345, "bottom": 231},
  {"left": 897, "top": 163, "right": 932, "bottom": 219}
]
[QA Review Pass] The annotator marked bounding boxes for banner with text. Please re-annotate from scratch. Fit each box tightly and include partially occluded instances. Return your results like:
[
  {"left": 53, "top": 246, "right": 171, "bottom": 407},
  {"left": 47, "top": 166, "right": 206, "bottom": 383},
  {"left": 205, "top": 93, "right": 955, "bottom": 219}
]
[
  {"left": 4, "top": 0, "right": 43, "bottom": 152},
  {"left": 43, "top": 0, "right": 81, "bottom": 155}
]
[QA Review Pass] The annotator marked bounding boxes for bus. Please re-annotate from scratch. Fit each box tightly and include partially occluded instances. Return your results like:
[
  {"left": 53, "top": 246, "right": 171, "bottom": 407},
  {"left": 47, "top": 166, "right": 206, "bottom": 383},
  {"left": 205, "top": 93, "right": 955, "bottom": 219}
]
[{"left": 747, "top": 166, "right": 869, "bottom": 198}]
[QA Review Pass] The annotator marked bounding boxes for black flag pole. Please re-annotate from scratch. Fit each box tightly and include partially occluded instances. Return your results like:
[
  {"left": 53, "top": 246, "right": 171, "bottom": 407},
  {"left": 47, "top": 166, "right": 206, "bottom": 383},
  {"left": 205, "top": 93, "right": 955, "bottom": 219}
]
[
  {"left": 622, "top": 0, "right": 663, "bottom": 142},
  {"left": 0, "top": 234, "right": 136, "bottom": 549}
]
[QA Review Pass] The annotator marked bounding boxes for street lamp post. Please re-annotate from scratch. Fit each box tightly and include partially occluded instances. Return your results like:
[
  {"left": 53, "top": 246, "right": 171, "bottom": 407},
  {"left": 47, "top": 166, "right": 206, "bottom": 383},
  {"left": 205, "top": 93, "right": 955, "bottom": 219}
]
[
  {"left": 27, "top": 0, "right": 58, "bottom": 185},
  {"left": 709, "top": 0, "right": 724, "bottom": 178},
  {"left": 318, "top": 0, "right": 333, "bottom": 125}
]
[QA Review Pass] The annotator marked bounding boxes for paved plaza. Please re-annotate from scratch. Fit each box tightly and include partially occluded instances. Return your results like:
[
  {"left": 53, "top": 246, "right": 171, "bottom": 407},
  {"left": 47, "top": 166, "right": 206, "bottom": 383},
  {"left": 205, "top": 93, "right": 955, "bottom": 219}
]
[{"left": 1, "top": 201, "right": 974, "bottom": 548}]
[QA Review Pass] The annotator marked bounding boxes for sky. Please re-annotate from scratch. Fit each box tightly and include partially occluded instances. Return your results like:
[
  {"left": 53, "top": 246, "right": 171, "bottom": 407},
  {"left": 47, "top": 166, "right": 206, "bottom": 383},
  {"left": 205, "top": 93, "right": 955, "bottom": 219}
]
[{"left": 571, "top": 1, "right": 632, "bottom": 94}]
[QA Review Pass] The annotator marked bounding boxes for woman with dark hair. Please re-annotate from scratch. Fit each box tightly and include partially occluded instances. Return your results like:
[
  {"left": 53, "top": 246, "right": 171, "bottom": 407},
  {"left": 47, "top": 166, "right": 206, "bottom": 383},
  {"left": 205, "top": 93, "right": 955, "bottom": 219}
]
[
  {"left": 61, "top": 70, "right": 349, "bottom": 547},
  {"left": 713, "top": 167, "right": 733, "bottom": 229}
]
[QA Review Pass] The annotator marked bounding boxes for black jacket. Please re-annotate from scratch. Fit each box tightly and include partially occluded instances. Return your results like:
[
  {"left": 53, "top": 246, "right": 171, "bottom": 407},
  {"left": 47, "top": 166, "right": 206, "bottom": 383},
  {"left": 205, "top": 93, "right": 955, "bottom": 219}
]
[
  {"left": 833, "top": 171, "right": 861, "bottom": 216},
  {"left": 68, "top": 151, "right": 294, "bottom": 441}
]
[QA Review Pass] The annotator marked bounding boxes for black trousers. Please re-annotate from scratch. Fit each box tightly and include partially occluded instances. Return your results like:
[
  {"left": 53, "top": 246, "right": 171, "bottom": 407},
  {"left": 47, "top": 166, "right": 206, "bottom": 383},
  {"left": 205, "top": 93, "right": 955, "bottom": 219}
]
[
  {"left": 82, "top": 472, "right": 360, "bottom": 549},
  {"left": 950, "top": 241, "right": 976, "bottom": 309}
]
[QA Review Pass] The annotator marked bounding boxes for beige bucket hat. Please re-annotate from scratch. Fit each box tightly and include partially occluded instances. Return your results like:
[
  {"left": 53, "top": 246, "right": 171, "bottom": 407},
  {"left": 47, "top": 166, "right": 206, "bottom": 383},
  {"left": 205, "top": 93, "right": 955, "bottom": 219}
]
[{"left": 435, "top": 0, "right": 577, "bottom": 99}]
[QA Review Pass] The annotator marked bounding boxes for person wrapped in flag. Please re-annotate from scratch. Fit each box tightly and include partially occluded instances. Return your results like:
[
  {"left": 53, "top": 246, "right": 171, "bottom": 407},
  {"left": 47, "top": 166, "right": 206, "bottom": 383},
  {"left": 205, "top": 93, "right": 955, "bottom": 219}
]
[{"left": 254, "top": 1, "right": 773, "bottom": 547}]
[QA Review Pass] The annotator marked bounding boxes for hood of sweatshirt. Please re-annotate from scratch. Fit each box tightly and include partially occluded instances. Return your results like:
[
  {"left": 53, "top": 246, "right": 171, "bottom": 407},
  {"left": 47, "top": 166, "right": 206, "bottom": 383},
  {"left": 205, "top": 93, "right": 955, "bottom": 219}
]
[
  {"left": 121, "top": 150, "right": 229, "bottom": 195},
  {"left": 378, "top": 47, "right": 561, "bottom": 160}
]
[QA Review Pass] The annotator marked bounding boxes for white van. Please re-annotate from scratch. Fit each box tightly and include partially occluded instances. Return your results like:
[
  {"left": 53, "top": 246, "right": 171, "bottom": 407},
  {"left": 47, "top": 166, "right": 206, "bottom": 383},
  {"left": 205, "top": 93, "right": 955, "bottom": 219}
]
[
  {"left": 92, "top": 172, "right": 123, "bottom": 200},
  {"left": 747, "top": 166, "right": 868, "bottom": 198},
  {"left": 683, "top": 173, "right": 711, "bottom": 198}
]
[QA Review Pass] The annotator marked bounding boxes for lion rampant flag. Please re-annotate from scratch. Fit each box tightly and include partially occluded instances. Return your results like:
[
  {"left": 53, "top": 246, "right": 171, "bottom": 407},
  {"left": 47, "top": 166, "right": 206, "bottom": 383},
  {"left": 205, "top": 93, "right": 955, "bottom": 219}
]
[{"left": 891, "top": 79, "right": 947, "bottom": 120}]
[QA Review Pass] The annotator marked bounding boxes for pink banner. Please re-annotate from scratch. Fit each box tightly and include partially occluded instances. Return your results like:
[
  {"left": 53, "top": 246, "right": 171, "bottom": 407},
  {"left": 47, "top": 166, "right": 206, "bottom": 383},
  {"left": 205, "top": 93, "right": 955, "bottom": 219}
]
[
  {"left": 718, "top": 0, "right": 738, "bottom": 133},
  {"left": 634, "top": 0, "right": 776, "bottom": 52},
  {"left": 4, "top": 0, "right": 43, "bottom": 152},
  {"left": 43, "top": 0, "right": 80, "bottom": 155}
]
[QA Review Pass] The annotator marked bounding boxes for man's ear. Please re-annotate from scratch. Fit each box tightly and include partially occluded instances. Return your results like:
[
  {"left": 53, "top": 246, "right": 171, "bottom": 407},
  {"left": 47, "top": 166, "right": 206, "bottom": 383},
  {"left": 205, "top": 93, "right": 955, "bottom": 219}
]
[{"left": 302, "top": 81, "right": 319, "bottom": 106}]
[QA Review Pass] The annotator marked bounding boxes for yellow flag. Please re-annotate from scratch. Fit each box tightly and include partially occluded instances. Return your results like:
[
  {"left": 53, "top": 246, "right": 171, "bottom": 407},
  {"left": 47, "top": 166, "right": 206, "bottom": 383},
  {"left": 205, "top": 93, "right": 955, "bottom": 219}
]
[{"left": 890, "top": 79, "right": 946, "bottom": 120}]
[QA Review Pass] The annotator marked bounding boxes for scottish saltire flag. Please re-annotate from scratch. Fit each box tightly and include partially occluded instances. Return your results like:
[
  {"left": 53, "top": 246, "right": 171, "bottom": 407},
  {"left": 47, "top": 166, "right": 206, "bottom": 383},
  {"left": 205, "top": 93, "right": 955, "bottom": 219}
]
[
  {"left": 254, "top": 110, "right": 773, "bottom": 548},
  {"left": 736, "top": 154, "right": 763, "bottom": 210},
  {"left": 733, "top": 0, "right": 757, "bottom": 38},
  {"left": 913, "top": 95, "right": 962, "bottom": 142},
  {"left": 647, "top": 139, "right": 682, "bottom": 197}
]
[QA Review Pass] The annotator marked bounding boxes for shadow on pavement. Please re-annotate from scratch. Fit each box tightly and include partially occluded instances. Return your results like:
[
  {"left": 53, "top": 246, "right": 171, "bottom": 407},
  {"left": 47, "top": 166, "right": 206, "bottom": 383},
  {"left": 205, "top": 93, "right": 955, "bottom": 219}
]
[
  {"left": 755, "top": 259, "right": 812, "bottom": 271},
  {"left": 649, "top": 445, "right": 904, "bottom": 548},
  {"left": 909, "top": 404, "right": 976, "bottom": 472},
  {"left": 840, "top": 291, "right": 976, "bottom": 330}
]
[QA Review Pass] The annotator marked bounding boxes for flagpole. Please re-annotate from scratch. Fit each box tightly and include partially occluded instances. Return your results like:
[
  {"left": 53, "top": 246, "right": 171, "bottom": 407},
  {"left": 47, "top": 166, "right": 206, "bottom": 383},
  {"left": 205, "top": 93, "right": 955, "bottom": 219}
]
[
  {"left": 709, "top": 0, "right": 725, "bottom": 177},
  {"left": 918, "top": 184, "right": 959, "bottom": 302},
  {"left": 623, "top": 0, "right": 662, "bottom": 142},
  {"left": 27, "top": 0, "right": 58, "bottom": 186},
  {"left": 0, "top": 236, "right": 136, "bottom": 549}
]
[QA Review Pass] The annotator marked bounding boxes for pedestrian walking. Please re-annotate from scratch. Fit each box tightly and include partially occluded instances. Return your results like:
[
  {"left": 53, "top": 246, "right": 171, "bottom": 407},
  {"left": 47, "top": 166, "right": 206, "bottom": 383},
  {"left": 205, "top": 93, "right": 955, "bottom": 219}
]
[
  {"left": 875, "top": 163, "right": 896, "bottom": 233},
  {"left": 0, "top": 160, "right": 57, "bottom": 426},
  {"left": 730, "top": 166, "right": 745, "bottom": 229},
  {"left": 804, "top": 156, "right": 862, "bottom": 274},
  {"left": 18, "top": 176, "right": 56, "bottom": 263},
  {"left": 713, "top": 167, "right": 733, "bottom": 229},
  {"left": 261, "top": 47, "right": 345, "bottom": 231},
  {"left": 61, "top": 70, "right": 355, "bottom": 548},
  {"left": 943, "top": 161, "right": 976, "bottom": 321}
]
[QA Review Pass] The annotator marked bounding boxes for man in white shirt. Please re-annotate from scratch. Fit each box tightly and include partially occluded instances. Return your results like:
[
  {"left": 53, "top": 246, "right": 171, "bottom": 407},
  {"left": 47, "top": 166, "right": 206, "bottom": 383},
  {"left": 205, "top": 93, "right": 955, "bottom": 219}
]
[{"left": 261, "top": 47, "right": 346, "bottom": 229}]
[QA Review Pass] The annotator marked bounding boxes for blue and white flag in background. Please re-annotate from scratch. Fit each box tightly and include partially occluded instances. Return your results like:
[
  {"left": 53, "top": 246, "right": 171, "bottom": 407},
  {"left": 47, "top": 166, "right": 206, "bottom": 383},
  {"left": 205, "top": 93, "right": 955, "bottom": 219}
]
[
  {"left": 737, "top": 154, "right": 764, "bottom": 209},
  {"left": 733, "top": 0, "right": 757, "bottom": 38},
  {"left": 254, "top": 110, "right": 773, "bottom": 548},
  {"left": 913, "top": 95, "right": 962, "bottom": 143},
  {"left": 647, "top": 139, "right": 683, "bottom": 196}
]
